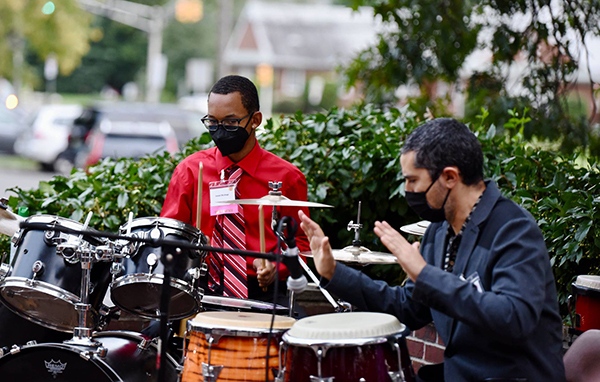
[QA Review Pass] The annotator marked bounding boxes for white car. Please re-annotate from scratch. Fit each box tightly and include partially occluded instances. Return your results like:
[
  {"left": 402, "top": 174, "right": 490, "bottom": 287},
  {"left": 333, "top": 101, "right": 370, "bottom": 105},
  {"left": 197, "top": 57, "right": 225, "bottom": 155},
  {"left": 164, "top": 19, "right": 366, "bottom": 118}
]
[{"left": 14, "top": 104, "right": 83, "bottom": 171}]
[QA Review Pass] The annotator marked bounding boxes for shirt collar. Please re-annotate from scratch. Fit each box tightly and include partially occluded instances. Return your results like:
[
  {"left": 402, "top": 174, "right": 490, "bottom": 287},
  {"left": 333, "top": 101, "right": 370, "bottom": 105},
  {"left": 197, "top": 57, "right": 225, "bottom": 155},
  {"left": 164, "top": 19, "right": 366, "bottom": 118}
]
[{"left": 215, "top": 141, "right": 262, "bottom": 177}]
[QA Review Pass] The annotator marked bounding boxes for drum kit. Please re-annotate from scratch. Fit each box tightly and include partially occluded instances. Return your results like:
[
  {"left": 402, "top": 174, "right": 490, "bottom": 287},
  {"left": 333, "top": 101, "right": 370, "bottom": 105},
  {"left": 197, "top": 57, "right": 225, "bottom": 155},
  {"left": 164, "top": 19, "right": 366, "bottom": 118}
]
[{"left": 0, "top": 196, "right": 426, "bottom": 381}]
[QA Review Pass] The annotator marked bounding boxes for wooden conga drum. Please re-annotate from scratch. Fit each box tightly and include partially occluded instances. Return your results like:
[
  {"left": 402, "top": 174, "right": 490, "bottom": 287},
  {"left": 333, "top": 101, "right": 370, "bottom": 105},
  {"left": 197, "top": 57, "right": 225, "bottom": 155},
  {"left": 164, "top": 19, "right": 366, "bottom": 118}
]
[{"left": 182, "top": 311, "right": 296, "bottom": 381}]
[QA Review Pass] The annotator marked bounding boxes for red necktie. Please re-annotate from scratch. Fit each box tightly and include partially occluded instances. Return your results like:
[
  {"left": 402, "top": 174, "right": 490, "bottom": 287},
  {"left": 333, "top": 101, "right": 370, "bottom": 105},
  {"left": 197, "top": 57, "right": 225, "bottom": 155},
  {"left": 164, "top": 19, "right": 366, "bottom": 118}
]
[{"left": 209, "top": 166, "right": 248, "bottom": 298}]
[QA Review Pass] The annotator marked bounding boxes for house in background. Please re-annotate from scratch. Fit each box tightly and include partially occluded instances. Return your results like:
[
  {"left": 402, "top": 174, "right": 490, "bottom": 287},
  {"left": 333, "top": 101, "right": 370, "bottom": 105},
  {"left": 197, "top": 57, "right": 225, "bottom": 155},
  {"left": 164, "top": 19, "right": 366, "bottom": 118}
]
[{"left": 222, "top": 0, "right": 382, "bottom": 116}]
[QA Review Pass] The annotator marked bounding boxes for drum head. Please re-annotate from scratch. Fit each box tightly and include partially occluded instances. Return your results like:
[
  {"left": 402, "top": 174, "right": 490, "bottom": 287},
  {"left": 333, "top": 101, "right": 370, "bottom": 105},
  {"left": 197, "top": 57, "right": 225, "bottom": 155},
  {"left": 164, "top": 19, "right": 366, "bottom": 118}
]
[
  {"left": 0, "top": 279, "right": 88, "bottom": 332},
  {"left": 284, "top": 312, "right": 405, "bottom": 345},
  {"left": 110, "top": 275, "right": 202, "bottom": 320},
  {"left": 189, "top": 311, "right": 296, "bottom": 332}
]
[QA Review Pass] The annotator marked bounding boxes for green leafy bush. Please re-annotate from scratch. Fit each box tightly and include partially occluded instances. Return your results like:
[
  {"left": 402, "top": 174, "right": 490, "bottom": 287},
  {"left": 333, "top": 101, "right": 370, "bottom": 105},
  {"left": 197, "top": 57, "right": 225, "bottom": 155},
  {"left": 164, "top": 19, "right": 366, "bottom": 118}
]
[{"left": 1, "top": 104, "right": 599, "bottom": 319}]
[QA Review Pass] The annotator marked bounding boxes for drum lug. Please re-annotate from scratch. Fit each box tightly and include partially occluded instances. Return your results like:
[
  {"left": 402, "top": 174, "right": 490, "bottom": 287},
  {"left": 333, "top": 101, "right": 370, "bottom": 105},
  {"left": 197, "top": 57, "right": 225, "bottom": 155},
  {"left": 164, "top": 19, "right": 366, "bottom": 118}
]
[
  {"left": 0, "top": 263, "right": 12, "bottom": 280},
  {"left": 388, "top": 371, "right": 404, "bottom": 382},
  {"left": 309, "top": 347, "right": 334, "bottom": 382},
  {"left": 185, "top": 267, "right": 201, "bottom": 282},
  {"left": 9, "top": 344, "right": 22, "bottom": 355},
  {"left": 201, "top": 363, "right": 223, "bottom": 382},
  {"left": 110, "top": 262, "right": 124, "bottom": 277}
]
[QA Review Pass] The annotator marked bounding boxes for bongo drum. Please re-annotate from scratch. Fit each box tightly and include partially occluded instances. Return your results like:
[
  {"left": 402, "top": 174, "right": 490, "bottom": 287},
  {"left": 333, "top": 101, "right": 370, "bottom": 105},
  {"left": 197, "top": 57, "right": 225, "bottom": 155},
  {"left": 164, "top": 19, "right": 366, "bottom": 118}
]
[
  {"left": 182, "top": 311, "right": 296, "bottom": 382},
  {"left": 278, "top": 312, "right": 415, "bottom": 382},
  {"left": 571, "top": 275, "right": 600, "bottom": 332}
]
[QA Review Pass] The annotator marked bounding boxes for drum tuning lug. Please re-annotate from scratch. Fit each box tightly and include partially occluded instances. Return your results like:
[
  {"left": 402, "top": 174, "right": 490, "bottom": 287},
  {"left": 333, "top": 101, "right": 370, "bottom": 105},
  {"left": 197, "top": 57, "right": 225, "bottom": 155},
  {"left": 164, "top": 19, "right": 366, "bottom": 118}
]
[
  {"left": 26, "top": 340, "right": 38, "bottom": 346},
  {"left": 10, "top": 344, "right": 21, "bottom": 355},
  {"left": 202, "top": 363, "right": 223, "bottom": 381},
  {"left": 146, "top": 253, "right": 158, "bottom": 273},
  {"left": 31, "top": 260, "right": 45, "bottom": 277},
  {"left": 0, "top": 263, "right": 12, "bottom": 280},
  {"left": 186, "top": 267, "right": 201, "bottom": 282},
  {"left": 110, "top": 262, "right": 124, "bottom": 276},
  {"left": 79, "top": 350, "right": 92, "bottom": 361},
  {"left": 96, "top": 346, "right": 108, "bottom": 358},
  {"left": 200, "top": 262, "right": 208, "bottom": 276},
  {"left": 388, "top": 372, "right": 404, "bottom": 382}
]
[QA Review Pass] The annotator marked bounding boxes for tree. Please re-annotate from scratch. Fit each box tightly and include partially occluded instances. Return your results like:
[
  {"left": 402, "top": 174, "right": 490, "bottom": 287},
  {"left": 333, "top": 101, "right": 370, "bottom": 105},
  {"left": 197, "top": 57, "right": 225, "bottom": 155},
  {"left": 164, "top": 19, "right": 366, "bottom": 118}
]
[
  {"left": 0, "top": 0, "right": 94, "bottom": 89},
  {"left": 342, "top": 0, "right": 600, "bottom": 153}
]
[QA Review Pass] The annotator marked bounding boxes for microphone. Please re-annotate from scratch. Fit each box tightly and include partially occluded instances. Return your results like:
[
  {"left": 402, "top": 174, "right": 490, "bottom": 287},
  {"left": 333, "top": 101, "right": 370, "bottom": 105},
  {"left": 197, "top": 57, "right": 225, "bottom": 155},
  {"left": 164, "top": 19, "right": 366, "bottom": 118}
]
[{"left": 278, "top": 216, "right": 307, "bottom": 294}]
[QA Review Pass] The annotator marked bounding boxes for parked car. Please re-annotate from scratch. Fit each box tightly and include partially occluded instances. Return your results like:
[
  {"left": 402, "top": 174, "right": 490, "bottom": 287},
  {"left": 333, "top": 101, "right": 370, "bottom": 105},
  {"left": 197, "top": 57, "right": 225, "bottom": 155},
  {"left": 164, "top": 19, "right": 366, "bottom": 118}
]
[
  {"left": 0, "top": 107, "right": 27, "bottom": 154},
  {"left": 13, "top": 104, "right": 83, "bottom": 171},
  {"left": 75, "top": 118, "right": 179, "bottom": 170},
  {"left": 55, "top": 102, "right": 206, "bottom": 173}
]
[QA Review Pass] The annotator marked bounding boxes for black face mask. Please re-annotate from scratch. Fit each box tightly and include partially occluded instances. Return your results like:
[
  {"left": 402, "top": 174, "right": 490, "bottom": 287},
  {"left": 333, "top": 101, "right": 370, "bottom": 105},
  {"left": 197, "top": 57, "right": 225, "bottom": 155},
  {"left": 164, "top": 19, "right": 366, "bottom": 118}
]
[
  {"left": 210, "top": 127, "right": 250, "bottom": 157},
  {"left": 405, "top": 177, "right": 451, "bottom": 222}
]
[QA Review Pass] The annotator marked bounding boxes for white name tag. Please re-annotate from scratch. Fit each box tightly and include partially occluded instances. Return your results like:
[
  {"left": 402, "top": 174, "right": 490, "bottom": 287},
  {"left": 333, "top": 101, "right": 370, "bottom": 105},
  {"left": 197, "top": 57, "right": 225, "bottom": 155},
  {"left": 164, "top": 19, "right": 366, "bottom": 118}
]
[{"left": 209, "top": 181, "right": 240, "bottom": 216}]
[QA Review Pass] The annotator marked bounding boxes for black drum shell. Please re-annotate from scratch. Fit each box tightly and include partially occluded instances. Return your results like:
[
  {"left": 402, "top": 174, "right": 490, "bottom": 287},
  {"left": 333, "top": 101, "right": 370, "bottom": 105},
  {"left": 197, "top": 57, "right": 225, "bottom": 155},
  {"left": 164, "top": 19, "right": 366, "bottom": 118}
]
[{"left": 0, "top": 330, "right": 180, "bottom": 382}]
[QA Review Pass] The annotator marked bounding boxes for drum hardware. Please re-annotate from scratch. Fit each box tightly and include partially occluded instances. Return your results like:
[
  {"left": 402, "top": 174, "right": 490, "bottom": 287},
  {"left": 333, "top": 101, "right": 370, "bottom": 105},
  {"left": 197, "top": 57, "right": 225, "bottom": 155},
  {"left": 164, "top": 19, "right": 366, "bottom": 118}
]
[{"left": 347, "top": 201, "right": 364, "bottom": 247}]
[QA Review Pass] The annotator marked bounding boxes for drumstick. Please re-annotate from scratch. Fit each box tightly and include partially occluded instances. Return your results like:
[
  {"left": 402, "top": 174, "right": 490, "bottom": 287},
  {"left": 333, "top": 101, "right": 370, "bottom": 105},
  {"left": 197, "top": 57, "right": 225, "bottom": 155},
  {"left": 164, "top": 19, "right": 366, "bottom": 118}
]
[
  {"left": 259, "top": 204, "right": 267, "bottom": 291},
  {"left": 196, "top": 162, "right": 203, "bottom": 229}
]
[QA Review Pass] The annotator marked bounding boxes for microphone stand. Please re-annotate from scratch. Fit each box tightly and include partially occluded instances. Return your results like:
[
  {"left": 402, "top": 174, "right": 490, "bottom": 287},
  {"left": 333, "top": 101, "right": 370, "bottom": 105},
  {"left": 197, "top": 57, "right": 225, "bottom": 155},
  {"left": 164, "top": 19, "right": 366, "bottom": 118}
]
[{"left": 157, "top": 244, "right": 178, "bottom": 382}]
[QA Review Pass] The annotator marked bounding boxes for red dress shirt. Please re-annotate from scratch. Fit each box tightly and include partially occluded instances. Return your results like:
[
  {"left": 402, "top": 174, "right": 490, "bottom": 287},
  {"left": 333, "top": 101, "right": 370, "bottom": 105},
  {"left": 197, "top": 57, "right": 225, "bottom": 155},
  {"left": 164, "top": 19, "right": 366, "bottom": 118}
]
[{"left": 161, "top": 143, "right": 310, "bottom": 280}]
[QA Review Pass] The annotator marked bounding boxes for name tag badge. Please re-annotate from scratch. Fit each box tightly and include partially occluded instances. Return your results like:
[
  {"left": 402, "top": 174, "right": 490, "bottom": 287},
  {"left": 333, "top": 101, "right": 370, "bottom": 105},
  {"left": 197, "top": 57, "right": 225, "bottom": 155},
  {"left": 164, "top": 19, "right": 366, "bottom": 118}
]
[{"left": 209, "top": 180, "right": 240, "bottom": 216}]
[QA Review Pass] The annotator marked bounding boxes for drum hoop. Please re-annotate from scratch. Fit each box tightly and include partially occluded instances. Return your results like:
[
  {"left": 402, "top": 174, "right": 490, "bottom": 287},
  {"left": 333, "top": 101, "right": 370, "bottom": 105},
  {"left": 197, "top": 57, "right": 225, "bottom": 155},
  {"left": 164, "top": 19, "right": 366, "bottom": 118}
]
[
  {"left": 119, "top": 217, "right": 201, "bottom": 240},
  {"left": 111, "top": 273, "right": 200, "bottom": 294},
  {"left": 281, "top": 331, "right": 394, "bottom": 347},
  {"left": 0, "top": 277, "right": 80, "bottom": 305},
  {"left": 200, "top": 295, "right": 286, "bottom": 311},
  {"left": 110, "top": 275, "right": 202, "bottom": 320},
  {"left": 187, "top": 322, "right": 290, "bottom": 337},
  {"left": 17, "top": 215, "right": 104, "bottom": 245}
]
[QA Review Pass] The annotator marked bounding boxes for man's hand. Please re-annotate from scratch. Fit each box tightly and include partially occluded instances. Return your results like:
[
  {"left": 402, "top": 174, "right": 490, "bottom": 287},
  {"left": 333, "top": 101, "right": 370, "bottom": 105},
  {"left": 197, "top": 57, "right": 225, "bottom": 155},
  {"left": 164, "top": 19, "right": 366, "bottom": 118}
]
[
  {"left": 298, "top": 210, "right": 336, "bottom": 280},
  {"left": 373, "top": 220, "right": 425, "bottom": 281},
  {"left": 253, "top": 259, "right": 276, "bottom": 288}
]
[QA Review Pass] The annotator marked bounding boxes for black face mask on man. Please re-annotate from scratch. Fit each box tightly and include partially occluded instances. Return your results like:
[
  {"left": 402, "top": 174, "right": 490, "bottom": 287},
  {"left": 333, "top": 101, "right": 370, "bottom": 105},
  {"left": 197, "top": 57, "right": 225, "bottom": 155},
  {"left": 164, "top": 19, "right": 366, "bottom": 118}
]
[
  {"left": 210, "top": 127, "right": 250, "bottom": 156},
  {"left": 405, "top": 176, "right": 451, "bottom": 222}
]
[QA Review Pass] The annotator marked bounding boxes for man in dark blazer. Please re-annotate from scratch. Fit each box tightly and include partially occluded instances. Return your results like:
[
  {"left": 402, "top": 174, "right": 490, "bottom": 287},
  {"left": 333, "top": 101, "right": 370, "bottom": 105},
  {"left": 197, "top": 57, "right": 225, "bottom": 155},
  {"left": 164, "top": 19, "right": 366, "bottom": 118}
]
[{"left": 299, "top": 118, "right": 566, "bottom": 381}]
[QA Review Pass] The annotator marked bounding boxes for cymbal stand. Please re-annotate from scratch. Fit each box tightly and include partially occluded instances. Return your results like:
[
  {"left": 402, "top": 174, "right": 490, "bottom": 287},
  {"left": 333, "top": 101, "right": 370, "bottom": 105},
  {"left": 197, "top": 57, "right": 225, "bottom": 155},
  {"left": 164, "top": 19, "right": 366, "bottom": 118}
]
[
  {"left": 297, "top": 256, "right": 351, "bottom": 313},
  {"left": 268, "top": 181, "right": 283, "bottom": 231},
  {"left": 347, "top": 201, "right": 363, "bottom": 247}
]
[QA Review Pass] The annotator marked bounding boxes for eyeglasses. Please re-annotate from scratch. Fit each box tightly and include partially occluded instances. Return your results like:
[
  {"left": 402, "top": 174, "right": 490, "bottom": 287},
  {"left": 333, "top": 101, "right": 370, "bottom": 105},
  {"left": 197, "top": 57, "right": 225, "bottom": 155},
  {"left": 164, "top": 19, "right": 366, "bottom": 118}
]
[{"left": 201, "top": 112, "right": 254, "bottom": 132}]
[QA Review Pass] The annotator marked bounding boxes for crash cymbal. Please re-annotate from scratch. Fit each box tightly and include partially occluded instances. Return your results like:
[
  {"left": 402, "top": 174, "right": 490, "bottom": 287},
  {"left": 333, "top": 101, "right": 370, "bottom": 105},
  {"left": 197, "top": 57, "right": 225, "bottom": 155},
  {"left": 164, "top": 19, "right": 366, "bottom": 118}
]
[
  {"left": 0, "top": 205, "right": 23, "bottom": 237},
  {"left": 302, "top": 245, "right": 397, "bottom": 265},
  {"left": 224, "top": 194, "right": 332, "bottom": 208},
  {"left": 400, "top": 220, "right": 431, "bottom": 236}
]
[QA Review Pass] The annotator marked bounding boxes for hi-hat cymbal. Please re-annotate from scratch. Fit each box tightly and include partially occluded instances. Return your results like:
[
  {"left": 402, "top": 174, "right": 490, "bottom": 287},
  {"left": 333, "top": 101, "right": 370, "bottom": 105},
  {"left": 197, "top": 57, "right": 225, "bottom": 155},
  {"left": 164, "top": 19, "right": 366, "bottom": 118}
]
[
  {"left": 223, "top": 194, "right": 332, "bottom": 208},
  {"left": 302, "top": 245, "right": 397, "bottom": 265},
  {"left": 400, "top": 220, "right": 431, "bottom": 236}
]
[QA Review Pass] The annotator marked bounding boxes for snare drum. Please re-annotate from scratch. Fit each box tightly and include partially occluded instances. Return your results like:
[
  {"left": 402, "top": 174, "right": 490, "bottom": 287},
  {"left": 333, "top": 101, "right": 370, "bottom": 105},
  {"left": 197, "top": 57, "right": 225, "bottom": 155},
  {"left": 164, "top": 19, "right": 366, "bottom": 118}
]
[
  {"left": 278, "top": 312, "right": 415, "bottom": 382},
  {"left": 201, "top": 295, "right": 288, "bottom": 315},
  {"left": 571, "top": 275, "right": 600, "bottom": 332},
  {"left": 111, "top": 217, "right": 208, "bottom": 320},
  {"left": 0, "top": 330, "right": 180, "bottom": 381},
  {"left": 181, "top": 311, "right": 296, "bottom": 382},
  {"left": 0, "top": 215, "right": 111, "bottom": 332}
]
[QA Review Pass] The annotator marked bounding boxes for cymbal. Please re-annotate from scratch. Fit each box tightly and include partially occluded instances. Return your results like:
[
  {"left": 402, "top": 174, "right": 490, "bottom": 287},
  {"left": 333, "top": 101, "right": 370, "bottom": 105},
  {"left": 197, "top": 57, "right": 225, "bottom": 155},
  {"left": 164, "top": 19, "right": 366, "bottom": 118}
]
[
  {"left": 223, "top": 194, "right": 332, "bottom": 208},
  {"left": 0, "top": 205, "right": 23, "bottom": 237},
  {"left": 302, "top": 246, "right": 397, "bottom": 265},
  {"left": 400, "top": 220, "right": 430, "bottom": 236}
]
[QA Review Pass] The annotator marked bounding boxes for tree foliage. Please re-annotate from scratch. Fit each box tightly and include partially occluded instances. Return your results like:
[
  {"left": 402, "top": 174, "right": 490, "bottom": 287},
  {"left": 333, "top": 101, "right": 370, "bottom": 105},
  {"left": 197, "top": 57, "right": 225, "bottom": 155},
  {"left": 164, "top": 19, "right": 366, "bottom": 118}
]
[
  {"left": 342, "top": 0, "right": 600, "bottom": 153},
  {"left": 0, "top": 0, "right": 93, "bottom": 80}
]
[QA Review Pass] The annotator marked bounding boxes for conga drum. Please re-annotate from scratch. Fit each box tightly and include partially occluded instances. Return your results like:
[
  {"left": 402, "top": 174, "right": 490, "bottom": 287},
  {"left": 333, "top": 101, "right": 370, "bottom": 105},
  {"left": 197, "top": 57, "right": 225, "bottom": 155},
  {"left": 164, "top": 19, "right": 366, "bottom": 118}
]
[
  {"left": 182, "top": 311, "right": 296, "bottom": 381},
  {"left": 278, "top": 312, "right": 415, "bottom": 382},
  {"left": 571, "top": 275, "right": 600, "bottom": 332}
]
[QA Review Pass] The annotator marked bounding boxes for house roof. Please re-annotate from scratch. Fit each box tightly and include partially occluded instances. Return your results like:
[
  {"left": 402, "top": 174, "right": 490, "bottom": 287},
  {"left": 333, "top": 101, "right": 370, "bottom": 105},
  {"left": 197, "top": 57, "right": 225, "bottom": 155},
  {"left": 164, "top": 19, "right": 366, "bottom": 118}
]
[{"left": 223, "top": 0, "right": 382, "bottom": 71}]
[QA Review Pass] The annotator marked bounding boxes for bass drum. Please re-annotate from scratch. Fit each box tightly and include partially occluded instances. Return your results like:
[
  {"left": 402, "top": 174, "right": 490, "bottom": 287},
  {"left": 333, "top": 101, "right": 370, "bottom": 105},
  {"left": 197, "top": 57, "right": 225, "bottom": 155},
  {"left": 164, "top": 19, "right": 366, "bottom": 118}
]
[
  {"left": 0, "top": 304, "right": 70, "bottom": 349},
  {"left": 0, "top": 331, "right": 180, "bottom": 382}
]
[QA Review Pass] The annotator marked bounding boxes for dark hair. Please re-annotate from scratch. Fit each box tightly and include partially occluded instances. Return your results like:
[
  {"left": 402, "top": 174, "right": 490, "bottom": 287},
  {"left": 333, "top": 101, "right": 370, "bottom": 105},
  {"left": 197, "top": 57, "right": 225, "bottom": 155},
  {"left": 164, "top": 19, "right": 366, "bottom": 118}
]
[
  {"left": 209, "top": 75, "right": 260, "bottom": 113},
  {"left": 401, "top": 118, "right": 484, "bottom": 185}
]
